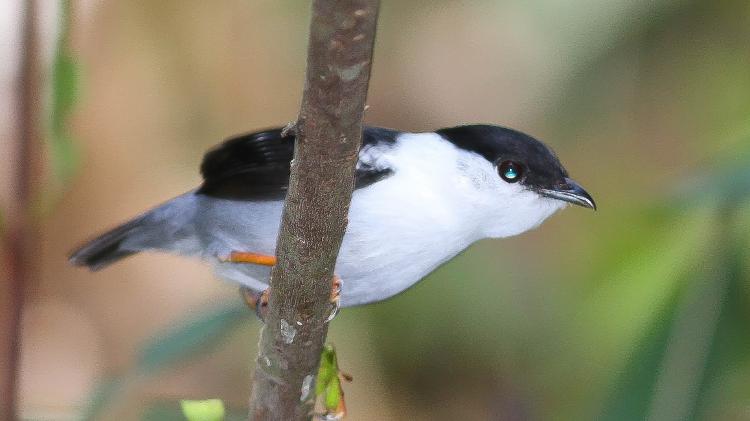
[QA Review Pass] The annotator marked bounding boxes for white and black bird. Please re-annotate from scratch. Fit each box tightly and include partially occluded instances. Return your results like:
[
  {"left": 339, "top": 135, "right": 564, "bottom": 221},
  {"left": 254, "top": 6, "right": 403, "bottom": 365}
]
[{"left": 70, "top": 124, "right": 595, "bottom": 313}]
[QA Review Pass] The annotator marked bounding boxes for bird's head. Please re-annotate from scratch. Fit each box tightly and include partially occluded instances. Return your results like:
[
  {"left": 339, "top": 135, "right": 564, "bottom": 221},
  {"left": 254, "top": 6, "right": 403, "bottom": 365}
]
[{"left": 437, "top": 124, "right": 596, "bottom": 238}]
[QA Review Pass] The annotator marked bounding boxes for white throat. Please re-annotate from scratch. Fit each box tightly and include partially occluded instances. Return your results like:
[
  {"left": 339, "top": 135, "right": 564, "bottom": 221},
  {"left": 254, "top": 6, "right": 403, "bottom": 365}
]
[{"left": 359, "top": 132, "right": 565, "bottom": 238}]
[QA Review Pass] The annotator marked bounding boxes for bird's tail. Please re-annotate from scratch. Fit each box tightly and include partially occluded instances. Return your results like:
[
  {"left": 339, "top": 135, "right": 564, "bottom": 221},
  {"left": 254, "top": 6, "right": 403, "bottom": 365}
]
[
  {"left": 69, "top": 214, "right": 150, "bottom": 270},
  {"left": 69, "top": 193, "right": 197, "bottom": 271}
]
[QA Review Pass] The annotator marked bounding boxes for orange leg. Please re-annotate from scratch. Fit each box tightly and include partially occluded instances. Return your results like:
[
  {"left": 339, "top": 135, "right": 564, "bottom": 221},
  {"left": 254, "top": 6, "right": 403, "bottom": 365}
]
[
  {"left": 226, "top": 251, "right": 341, "bottom": 322},
  {"left": 239, "top": 287, "right": 270, "bottom": 320},
  {"left": 225, "top": 251, "right": 277, "bottom": 266}
]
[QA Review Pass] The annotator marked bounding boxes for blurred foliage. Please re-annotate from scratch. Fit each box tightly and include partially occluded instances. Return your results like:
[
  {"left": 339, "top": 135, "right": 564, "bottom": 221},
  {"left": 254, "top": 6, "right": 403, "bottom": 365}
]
[
  {"left": 143, "top": 402, "right": 245, "bottom": 421},
  {"left": 136, "top": 304, "right": 247, "bottom": 372},
  {"left": 82, "top": 304, "right": 248, "bottom": 420},
  {"left": 19, "top": 0, "right": 750, "bottom": 419},
  {"left": 601, "top": 202, "right": 750, "bottom": 419},
  {"left": 43, "top": 0, "right": 80, "bottom": 212},
  {"left": 180, "top": 399, "right": 225, "bottom": 421}
]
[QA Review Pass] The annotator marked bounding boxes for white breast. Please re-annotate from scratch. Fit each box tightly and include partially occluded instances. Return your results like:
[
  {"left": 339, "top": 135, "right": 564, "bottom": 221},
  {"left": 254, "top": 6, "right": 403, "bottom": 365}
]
[{"left": 336, "top": 133, "right": 498, "bottom": 305}]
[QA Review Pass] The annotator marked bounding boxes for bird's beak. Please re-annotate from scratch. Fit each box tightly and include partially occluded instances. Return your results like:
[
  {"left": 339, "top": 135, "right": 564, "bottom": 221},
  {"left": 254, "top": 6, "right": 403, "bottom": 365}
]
[{"left": 539, "top": 178, "right": 596, "bottom": 210}]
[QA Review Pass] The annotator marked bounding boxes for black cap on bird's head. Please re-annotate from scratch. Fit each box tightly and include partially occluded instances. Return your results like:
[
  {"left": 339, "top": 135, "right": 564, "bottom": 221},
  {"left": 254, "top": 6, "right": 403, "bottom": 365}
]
[{"left": 436, "top": 124, "right": 596, "bottom": 210}]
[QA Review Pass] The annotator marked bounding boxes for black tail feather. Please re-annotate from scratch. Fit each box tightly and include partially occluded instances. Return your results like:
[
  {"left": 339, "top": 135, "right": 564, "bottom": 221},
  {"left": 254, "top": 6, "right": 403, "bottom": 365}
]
[{"left": 69, "top": 216, "right": 146, "bottom": 271}]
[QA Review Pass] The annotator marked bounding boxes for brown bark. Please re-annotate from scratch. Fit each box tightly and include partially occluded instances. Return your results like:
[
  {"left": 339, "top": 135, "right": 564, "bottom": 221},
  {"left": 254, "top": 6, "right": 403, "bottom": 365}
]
[
  {"left": 247, "top": 0, "right": 380, "bottom": 419},
  {"left": 1, "top": 1, "right": 39, "bottom": 420}
]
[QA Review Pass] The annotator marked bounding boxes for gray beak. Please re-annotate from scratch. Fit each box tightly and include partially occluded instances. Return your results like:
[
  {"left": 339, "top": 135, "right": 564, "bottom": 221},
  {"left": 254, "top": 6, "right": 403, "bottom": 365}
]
[{"left": 539, "top": 178, "right": 596, "bottom": 210}]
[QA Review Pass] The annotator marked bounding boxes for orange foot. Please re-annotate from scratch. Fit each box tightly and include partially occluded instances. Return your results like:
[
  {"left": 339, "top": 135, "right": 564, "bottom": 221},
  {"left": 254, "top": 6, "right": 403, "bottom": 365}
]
[{"left": 224, "top": 251, "right": 342, "bottom": 322}]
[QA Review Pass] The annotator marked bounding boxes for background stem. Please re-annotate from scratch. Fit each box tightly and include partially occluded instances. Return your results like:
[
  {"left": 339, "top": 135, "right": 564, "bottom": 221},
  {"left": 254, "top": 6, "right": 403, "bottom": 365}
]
[{"left": 1, "top": 1, "right": 39, "bottom": 420}]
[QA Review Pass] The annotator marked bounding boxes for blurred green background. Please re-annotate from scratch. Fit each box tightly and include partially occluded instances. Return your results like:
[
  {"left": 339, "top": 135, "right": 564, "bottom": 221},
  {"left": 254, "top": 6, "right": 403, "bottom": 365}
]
[{"left": 3, "top": 0, "right": 750, "bottom": 419}]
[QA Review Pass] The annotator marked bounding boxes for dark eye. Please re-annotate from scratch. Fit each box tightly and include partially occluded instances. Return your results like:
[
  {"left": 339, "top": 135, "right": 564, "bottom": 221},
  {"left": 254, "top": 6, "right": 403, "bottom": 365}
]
[{"left": 498, "top": 160, "right": 523, "bottom": 183}]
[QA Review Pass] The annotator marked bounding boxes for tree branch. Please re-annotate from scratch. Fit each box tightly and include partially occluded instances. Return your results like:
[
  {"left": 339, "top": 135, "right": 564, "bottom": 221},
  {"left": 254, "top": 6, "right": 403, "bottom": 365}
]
[{"left": 247, "top": 1, "right": 380, "bottom": 419}]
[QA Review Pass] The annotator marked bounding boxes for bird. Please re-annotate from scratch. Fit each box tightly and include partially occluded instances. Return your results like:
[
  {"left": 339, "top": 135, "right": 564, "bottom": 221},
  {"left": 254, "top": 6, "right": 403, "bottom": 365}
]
[{"left": 69, "top": 124, "right": 595, "bottom": 317}]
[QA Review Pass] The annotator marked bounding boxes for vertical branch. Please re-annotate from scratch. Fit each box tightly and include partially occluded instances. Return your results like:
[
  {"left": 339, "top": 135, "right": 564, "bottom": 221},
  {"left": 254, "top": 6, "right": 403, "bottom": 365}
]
[
  {"left": 247, "top": 0, "right": 380, "bottom": 420},
  {"left": 1, "top": 1, "right": 39, "bottom": 420}
]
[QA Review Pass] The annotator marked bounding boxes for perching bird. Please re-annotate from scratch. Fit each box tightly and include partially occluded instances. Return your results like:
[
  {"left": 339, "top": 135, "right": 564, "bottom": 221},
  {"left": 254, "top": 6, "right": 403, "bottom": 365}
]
[{"left": 70, "top": 124, "right": 595, "bottom": 316}]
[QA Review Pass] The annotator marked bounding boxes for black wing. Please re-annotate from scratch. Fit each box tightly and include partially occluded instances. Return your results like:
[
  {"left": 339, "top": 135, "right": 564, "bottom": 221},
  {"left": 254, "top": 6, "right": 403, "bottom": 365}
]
[{"left": 197, "top": 126, "right": 398, "bottom": 201}]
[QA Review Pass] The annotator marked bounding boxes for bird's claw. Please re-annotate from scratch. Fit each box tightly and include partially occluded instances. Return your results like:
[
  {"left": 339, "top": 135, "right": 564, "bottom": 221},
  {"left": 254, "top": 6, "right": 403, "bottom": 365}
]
[
  {"left": 240, "top": 276, "right": 342, "bottom": 323},
  {"left": 326, "top": 276, "right": 342, "bottom": 322},
  {"left": 240, "top": 287, "right": 270, "bottom": 321},
  {"left": 281, "top": 121, "right": 297, "bottom": 137}
]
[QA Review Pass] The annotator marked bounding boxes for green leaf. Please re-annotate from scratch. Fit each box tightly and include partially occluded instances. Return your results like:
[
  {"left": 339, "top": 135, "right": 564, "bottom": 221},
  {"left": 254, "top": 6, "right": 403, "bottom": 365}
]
[
  {"left": 599, "top": 278, "right": 685, "bottom": 420},
  {"left": 48, "top": 0, "right": 80, "bottom": 185},
  {"left": 324, "top": 375, "right": 342, "bottom": 412},
  {"left": 142, "top": 402, "right": 186, "bottom": 421},
  {"left": 601, "top": 209, "right": 747, "bottom": 420},
  {"left": 689, "top": 217, "right": 750, "bottom": 419},
  {"left": 180, "top": 399, "right": 225, "bottom": 421},
  {"left": 315, "top": 344, "right": 346, "bottom": 414},
  {"left": 136, "top": 304, "right": 248, "bottom": 372},
  {"left": 143, "top": 402, "right": 246, "bottom": 421},
  {"left": 672, "top": 162, "right": 750, "bottom": 210},
  {"left": 81, "top": 304, "right": 249, "bottom": 420},
  {"left": 577, "top": 209, "right": 714, "bottom": 361},
  {"left": 51, "top": 53, "right": 78, "bottom": 131},
  {"left": 80, "top": 377, "right": 127, "bottom": 421},
  {"left": 316, "top": 344, "right": 337, "bottom": 396}
]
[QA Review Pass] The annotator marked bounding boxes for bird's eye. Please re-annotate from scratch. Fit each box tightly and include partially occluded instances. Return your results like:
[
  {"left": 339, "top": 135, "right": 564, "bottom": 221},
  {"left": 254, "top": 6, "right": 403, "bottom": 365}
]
[{"left": 498, "top": 161, "right": 523, "bottom": 183}]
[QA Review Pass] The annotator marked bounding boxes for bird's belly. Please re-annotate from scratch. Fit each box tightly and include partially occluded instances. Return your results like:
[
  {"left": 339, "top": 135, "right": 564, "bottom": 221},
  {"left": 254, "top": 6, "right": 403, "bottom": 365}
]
[
  {"left": 335, "top": 242, "right": 450, "bottom": 307},
  {"left": 334, "top": 185, "right": 473, "bottom": 306},
  {"left": 198, "top": 184, "right": 471, "bottom": 307}
]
